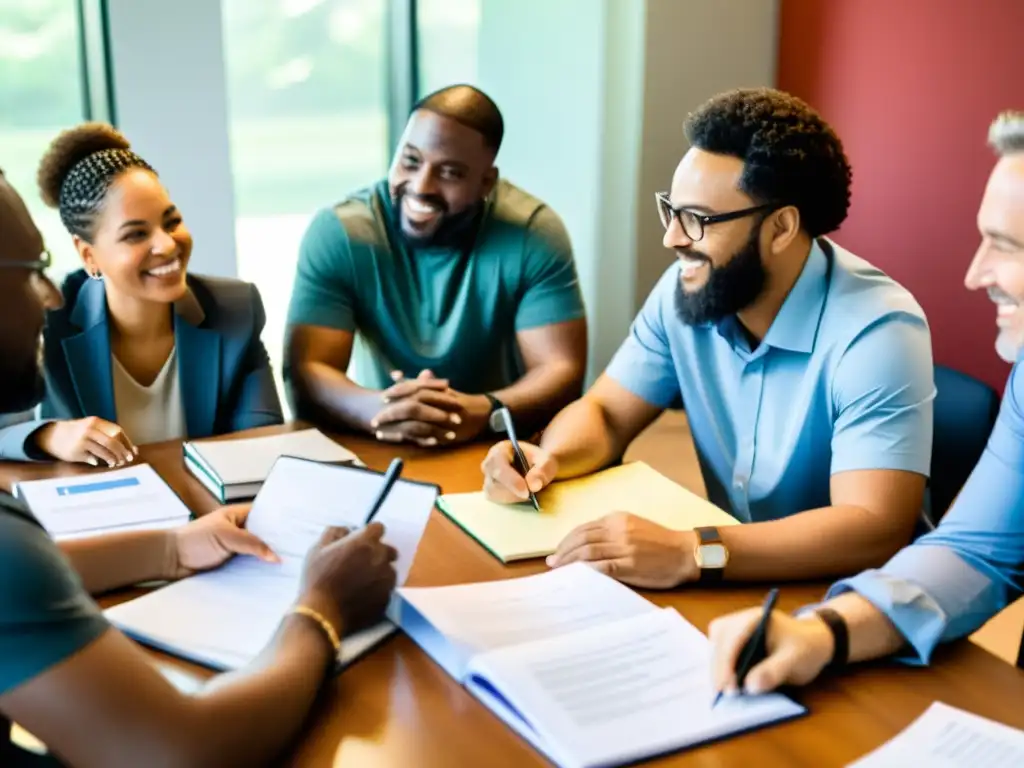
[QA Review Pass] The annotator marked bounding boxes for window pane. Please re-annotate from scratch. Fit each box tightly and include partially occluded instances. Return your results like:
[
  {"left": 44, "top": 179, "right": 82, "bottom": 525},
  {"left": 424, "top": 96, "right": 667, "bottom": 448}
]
[
  {"left": 0, "top": 0, "right": 86, "bottom": 277},
  {"left": 222, "top": 0, "right": 389, "bottom": 410},
  {"left": 416, "top": 0, "right": 481, "bottom": 96}
]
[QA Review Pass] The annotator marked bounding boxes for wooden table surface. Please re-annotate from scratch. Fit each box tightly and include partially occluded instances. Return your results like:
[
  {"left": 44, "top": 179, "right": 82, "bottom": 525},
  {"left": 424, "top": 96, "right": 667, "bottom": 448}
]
[{"left": 4, "top": 425, "right": 1024, "bottom": 767}]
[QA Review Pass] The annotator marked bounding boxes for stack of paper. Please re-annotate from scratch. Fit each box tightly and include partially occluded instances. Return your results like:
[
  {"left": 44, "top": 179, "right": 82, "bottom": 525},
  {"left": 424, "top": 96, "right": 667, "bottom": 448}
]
[
  {"left": 393, "top": 564, "right": 805, "bottom": 768},
  {"left": 184, "top": 428, "right": 360, "bottom": 502},
  {"left": 14, "top": 464, "right": 192, "bottom": 540},
  {"left": 105, "top": 457, "right": 438, "bottom": 672},
  {"left": 848, "top": 702, "right": 1024, "bottom": 767},
  {"left": 437, "top": 461, "right": 739, "bottom": 562}
]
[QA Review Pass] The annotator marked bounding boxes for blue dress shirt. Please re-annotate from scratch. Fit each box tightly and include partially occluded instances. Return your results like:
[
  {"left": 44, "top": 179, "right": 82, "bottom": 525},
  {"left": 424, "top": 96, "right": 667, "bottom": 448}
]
[
  {"left": 830, "top": 362, "right": 1024, "bottom": 664},
  {"left": 605, "top": 238, "right": 935, "bottom": 522}
]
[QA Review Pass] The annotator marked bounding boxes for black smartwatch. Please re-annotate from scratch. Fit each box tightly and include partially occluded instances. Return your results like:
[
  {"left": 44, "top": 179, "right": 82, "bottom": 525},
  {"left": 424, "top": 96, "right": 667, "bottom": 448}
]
[{"left": 484, "top": 393, "right": 506, "bottom": 433}]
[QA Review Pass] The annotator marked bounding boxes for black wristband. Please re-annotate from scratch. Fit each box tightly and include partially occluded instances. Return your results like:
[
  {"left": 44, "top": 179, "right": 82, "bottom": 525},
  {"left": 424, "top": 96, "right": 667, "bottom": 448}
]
[{"left": 814, "top": 607, "right": 850, "bottom": 673}]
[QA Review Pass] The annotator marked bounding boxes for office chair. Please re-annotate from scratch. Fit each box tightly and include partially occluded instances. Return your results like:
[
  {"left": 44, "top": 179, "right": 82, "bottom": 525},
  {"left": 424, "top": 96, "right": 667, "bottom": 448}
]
[{"left": 922, "top": 364, "right": 1000, "bottom": 530}]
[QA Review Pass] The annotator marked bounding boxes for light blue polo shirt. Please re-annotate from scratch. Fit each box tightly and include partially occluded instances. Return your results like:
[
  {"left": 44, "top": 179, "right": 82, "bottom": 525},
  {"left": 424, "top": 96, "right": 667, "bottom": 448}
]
[{"left": 606, "top": 239, "right": 935, "bottom": 523}]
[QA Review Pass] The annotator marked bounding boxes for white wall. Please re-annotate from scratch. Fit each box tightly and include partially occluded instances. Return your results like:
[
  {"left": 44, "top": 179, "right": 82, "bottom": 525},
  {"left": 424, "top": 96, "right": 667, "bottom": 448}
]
[
  {"left": 476, "top": 0, "right": 780, "bottom": 379},
  {"left": 634, "top": 0, "right": 780, "bottom": 307},
  {"left": 476, "top": 0, "right": 645, "bottom": 379},
  {"left": 105, "top": 0, "right": 238, "bottom": 278}
]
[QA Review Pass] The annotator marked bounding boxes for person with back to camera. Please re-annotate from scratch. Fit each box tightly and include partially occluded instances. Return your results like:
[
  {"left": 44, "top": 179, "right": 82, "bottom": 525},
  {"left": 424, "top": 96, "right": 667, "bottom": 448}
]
[
  {"left": 0, "top": 122, "right": 283, "bottom": 466},
  {"left": 0, "top": 167, "right": 399, "bottom": 767}
]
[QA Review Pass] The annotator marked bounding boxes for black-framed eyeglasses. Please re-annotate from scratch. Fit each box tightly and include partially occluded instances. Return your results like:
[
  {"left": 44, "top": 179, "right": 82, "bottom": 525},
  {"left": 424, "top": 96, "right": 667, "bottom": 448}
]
[
  {"left": 655, "top": 192, "right": 779, "bottom": 242},
  {"left": 0, "top": 248, "right": 52, "bottom": 273}
]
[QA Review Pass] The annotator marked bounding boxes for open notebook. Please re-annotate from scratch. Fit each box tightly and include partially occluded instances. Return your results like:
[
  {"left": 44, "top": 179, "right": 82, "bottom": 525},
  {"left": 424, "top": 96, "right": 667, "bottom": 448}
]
[
  {"left": 437, "top": 461, "right": 739, "bottom": 562},
  {"left": 393, "top": 565, "right": 805, "bottom": 768},
  {"left": 105, "top": 456, "right": 438, "bottom": 671}
]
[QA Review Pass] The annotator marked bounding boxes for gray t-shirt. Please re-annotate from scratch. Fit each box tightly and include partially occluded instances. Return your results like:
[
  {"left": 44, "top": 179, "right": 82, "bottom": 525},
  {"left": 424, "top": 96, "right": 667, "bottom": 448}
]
[{"left": 0, "top": 493, "right": 108, "bottom": 765}]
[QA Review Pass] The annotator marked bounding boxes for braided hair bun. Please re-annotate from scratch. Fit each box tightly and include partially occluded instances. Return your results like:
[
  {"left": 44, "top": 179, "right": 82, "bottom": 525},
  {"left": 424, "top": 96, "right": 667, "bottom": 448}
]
[{"left": 37, "top": 122, "right": 154, "bottom": 240}]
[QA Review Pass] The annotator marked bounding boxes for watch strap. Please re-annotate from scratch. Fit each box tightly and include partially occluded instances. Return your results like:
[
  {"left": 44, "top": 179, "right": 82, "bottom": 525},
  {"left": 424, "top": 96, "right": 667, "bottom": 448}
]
[
  {"left": 694, "top": 526, "right": 725, "bottom": 584},
  {"left": 696, "top": 526, "right": 723, "bottom": 545},
  {"left": 698, "top": 565, "right": 724, "bottom": 584},
  {"left": 813, "top": 607, "right": 849, "bottom": 673}
]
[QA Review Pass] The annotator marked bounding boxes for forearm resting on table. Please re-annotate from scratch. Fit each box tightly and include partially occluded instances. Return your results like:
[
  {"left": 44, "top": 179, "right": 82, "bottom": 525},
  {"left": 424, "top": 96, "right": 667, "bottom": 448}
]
[
  {"left": 720, "top": 504, "right": 911, "bottom": 582},
  {"left": 183, "top": 615, "right": 334, "bottom": 765},
  {"left": 5, "top": 617, "right": 334, "bottom": 768},
  {"left": 539, "top": 398, "right": 628, "bottom": 477},
  {"left": 491, "top": 358, "right": 585, "bottom": 435},
  {"left": 60, "top": 530, "right": 173, "bottom": 595},
  {"left": 291, "top": 360, "right": 380, "bottom": 432}
]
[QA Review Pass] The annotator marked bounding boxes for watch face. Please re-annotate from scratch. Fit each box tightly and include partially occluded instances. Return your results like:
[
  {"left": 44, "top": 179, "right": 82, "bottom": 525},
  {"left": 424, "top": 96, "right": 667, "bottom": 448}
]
[
  {"left": 697, "top": 543, "right": 728, "bottom": 568},
  {"left": 488, "top": 408, "right": 506, "bottom": 433}
]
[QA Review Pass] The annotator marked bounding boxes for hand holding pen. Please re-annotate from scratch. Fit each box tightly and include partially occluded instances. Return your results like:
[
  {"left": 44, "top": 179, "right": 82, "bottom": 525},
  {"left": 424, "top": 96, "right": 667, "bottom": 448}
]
[
  {"left": 479, "top": 407, "right": 560, "bottom": 510},
  {"left": 709, "top": 587, "right": 841, "bottom": 701},
  {"left": 711, "top": 588, "right": 779, "bottom": 707},
  {"left": 296, "top": 459, "right": 404, "bottom": 639}
]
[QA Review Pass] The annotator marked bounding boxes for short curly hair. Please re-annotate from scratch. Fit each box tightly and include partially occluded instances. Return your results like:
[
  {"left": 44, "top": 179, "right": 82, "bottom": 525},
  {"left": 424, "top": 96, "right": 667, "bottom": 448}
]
[
  {"left": 684, "top": 88, "right": 852, "bottom": 237},
  {"left": 37, "top": 122, "right": 154, "bottom": 241}
]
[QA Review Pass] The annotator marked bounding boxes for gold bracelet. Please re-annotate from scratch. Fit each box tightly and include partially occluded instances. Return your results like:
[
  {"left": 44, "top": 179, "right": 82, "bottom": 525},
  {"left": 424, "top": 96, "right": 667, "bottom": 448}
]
[{"left": 291, "top": 605, "right": 341, "bottom": 655}]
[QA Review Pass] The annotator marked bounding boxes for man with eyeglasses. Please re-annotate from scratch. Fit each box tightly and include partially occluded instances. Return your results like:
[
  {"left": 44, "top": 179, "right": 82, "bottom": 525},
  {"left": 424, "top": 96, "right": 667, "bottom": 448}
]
[
  {"left": 707, "top": 111, "right": 1024, "bottom": 697},
  {"left": 482, "top": 88, "right": 935, "bottom": 589},
  {"left": 0, "top": 171, "right": 399, "bottom": 768}
]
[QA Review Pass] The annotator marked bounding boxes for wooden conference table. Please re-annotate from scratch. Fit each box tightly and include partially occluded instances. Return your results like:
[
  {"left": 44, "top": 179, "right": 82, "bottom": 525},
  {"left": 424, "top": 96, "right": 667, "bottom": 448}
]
[{"left": 3, "top": 424, "right": 1024, "bottom": 767}]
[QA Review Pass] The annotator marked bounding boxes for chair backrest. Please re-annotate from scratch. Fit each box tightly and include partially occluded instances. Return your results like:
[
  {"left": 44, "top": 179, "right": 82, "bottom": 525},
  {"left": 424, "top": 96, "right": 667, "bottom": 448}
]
[{"left": 927, "top": 365, "right": 1001, "bottom": 525}]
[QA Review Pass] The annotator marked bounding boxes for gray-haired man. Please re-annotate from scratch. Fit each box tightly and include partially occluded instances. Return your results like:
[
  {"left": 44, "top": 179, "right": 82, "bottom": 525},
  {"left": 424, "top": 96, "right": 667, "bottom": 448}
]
[{"left": 708, "top": 111, "right": 1024, "bottom": 694}]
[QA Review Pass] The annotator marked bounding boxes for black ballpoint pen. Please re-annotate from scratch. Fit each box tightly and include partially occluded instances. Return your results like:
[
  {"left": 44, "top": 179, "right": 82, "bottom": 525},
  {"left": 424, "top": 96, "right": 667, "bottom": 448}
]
[
  {"left": 496, "top": 406, "right": 541, "bottom": 511},
  {"left": 712, "top": 587, "right": 780, "bottom": 708},
  {"left": 364, "top": 458, "right": 404, "bottom": 524}
]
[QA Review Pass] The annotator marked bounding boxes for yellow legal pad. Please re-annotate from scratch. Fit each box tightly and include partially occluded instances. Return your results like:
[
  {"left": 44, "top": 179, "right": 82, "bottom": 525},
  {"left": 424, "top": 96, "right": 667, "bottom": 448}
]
[{"left": 437, "top": 461, "right": 740, "bottom": 563}]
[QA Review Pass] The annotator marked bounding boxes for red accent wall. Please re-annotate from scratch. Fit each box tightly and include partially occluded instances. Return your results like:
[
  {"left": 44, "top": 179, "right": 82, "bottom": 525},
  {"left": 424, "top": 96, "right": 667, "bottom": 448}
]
[{"left": 778, "top": 0, "right": 1024, "bottom": 391}]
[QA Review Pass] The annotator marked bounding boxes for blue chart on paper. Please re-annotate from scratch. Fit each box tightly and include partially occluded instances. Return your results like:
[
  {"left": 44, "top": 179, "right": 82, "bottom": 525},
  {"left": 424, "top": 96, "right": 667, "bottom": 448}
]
[{"left": 56, "top": 477, "right": 142, "bottom": 497}]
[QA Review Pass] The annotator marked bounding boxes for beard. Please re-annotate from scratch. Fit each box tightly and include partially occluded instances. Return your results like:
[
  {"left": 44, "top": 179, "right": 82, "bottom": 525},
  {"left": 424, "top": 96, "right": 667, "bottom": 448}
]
[
  {"left": 674, "top": 225, "right": 767, "bottom": 325},
  {"left": 0, "top": 341, "right": 45, "bottom": 414},
  {"left": 391, "top": 187, "right": 482, "bottom": 250},
  {"left": 995, "top": 330, "right": 1021, "bottom": 363},
  {"left": 989, "top": 287, "right": 1022, "bottom": 364}
]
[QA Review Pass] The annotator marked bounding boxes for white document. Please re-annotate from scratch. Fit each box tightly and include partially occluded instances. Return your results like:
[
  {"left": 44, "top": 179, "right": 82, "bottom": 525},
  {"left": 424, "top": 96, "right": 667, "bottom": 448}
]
[
  {"left": 468, "top": 608, "right": 805, "bottom": 768},
  {"left": 848, "top": 702, "right": 1024, "bottom": 767},
  {"left": 185, "top": 428, "right": 360, "bottom": 486},
  {"left": 394, "top": 565, "right": 805, "bottom": 768},
  {"left": 14, "top": 464, "right": 191, "bottom": 540},
  {"left": 395, "top": 563, "right": 655, "bottom": 678},
  {"left": 106, "top": 457, "right": 438, "bottom": 671}
]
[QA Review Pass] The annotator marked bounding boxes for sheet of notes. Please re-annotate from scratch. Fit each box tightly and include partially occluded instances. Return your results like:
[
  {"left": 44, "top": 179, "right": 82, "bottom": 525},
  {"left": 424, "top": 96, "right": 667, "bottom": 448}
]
[
  {"left": 398, "top": 563, "right": 656, "bottom": 655},
  {"left": 466, "top": 607, "right": 804, "bottom": 768},
  {"left": 15, "top": 464, "right": 191, "bottom": 539},
  {"left": 848, "top": 702, "right": 1024, "bottom": 767}
]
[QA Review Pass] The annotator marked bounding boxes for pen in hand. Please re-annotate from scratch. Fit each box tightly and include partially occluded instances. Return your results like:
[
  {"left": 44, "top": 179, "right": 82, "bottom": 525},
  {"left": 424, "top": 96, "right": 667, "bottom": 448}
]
[
  {"left": 495, "top": 406, "right": 541, "bottom": 512},
  {"left": 712, "top": 587, "right": 780, "bottom": 708},
  {"left": 364, "top": 458, "right": 404, "bottom": 524}
]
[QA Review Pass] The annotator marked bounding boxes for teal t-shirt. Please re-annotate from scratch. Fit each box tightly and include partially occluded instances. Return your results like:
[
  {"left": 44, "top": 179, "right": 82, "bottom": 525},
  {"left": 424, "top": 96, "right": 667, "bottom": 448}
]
[
  {"left": 0, "top": 494, "right": 108, "bottom": 766},
  {"left": 285, "top": 179, "right": 586, "bottom": 393}
]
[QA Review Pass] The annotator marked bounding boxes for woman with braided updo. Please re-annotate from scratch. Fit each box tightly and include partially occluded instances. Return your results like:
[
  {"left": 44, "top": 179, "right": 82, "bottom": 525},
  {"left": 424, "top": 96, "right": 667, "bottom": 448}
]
[{"left": 0, "top": 123, "right": 283, "bottom": 465}]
